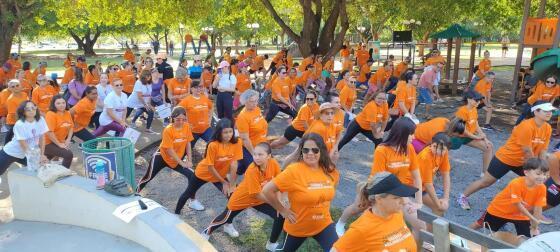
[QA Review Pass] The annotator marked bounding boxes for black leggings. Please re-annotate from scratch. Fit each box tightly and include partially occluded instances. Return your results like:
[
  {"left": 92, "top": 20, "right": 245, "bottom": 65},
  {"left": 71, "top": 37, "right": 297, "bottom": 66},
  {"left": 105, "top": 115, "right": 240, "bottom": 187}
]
[
  {"left": 175, "top": 174, "right": 224, "bottom": 214},
  {"left": 0, "top": 149, "right": 26, "bottom": 175},
  {"left": 73, "top": 128, "right": 96, "bottom": 142},
  {"left": 266, "top": 101, "right": 296, "bottom": 122},
  {"left": 338, "top": 119, "right": 382, "bottom": 151},
  {"left": 481, "top": 212, "right": 530, "bottom": 237},
  {"left": 280, "top": 223, "right": 338, "bottom": 252},
  {"left": 137, "top": 151, "right": 193, "bottom": 192},
  {"left": 203, "top": 203, "right": 284, "bottom": 243},
  {"left": 44, "top": 143, "right": 73, "bottom": 168}
]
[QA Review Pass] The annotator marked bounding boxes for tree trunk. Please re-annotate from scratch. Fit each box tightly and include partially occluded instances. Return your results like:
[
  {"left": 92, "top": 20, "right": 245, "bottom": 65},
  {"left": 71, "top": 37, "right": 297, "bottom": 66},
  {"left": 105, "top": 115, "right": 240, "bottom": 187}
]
[
  {"left": 0, "top": 1, "right": 39, "bottom": 63},
  {"left": 164, "top": 29, "right": 169, "bottom": 55},
  {"left": 69, "top": 27, "right": 101, "bottom": 57},
  {"left": 417, "top": 31, "right": 431, "bottom": 57}
]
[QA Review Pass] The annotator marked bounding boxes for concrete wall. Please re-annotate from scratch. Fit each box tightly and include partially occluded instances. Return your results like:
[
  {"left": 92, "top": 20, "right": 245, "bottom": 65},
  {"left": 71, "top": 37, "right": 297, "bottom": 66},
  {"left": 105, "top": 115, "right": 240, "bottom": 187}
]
[{"left": 8, "top": 169, "right": 215, "bottom": 252}]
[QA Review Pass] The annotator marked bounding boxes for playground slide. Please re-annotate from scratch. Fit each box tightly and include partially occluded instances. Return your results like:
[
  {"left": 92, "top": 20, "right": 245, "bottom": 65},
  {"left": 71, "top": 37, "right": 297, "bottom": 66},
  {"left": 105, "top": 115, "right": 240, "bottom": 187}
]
[{"left": 531, "top": 48, "right": 560, "bottom": 79}]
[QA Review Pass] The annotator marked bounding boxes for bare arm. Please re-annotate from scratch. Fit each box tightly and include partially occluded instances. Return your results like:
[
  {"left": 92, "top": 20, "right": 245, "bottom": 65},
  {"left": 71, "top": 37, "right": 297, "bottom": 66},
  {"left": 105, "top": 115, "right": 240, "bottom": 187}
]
[
  {"left": 411, "top": 169, "right": 423, "bottom": 205},
  {"left": 398, "top": 101, "right": 409, "bottom": 114},
  {"left": 239, "top": 133, "right": 254, "bottom": 155},
  {"left": 260, "top": 182, "right": 297, "bottom": 223}
]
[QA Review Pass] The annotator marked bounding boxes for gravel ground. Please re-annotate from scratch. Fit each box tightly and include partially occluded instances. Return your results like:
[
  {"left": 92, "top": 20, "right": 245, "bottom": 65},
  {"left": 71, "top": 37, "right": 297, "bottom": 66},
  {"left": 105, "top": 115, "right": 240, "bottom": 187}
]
[{"left": 135, "top": 69, "right": 558, "bottom": 250}]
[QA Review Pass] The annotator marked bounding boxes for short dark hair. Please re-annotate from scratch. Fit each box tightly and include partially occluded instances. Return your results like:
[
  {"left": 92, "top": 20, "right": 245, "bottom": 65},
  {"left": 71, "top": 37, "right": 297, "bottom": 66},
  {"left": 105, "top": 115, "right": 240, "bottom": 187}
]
[
  {"left": 382, "top": 117, "right": 416, "bottom": 155},
  {"left": 447, "top": 118, "right": 466, "bottom": 135},
  {"left": 431, "top": 132, "right": 451, "bottom": 149},
  {"left": 523, "top": 158, "right": 548, "bottom": 172},
  {"left": 23, "top": 61, "right": 31, "bottom": 71},
  {"left": 49, "top": 94, "right": 68, "bottom": 112},
  {"left": 82, "top": 86, "right": 97, "bottom": 99},
  {"left": 73, "top": 67, "right": 84, "bottom": 82},
  {"left": 17, "top": 101, "right": 41, "bottom": 122}
]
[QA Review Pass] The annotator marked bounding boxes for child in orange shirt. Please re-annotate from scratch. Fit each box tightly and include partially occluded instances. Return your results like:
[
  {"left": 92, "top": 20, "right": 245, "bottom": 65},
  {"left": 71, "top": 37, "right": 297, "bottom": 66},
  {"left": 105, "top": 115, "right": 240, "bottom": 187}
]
[
  {"left": 471, "top": 158, "right": 549, "bottom": 238},
  {"left": 202, "top": 143, "right": 284, "bottom": 250},
  {"left": 4, "top": 79, "right": 29, "bottom": 144},
  {"left": 69, "top": 87, "right": 98, "bottom": 143},
  {"left": 44, "top": 95, "right": 74, "bottom": 168},
  {"left": 32, "top": 74, "right": 57, "bottom": 115},
  {"left": 419, "top": 133, "right": 452, "bottom": 217},
  {"left": 175, "top": 118, "right": 243, "bottom": 214}
]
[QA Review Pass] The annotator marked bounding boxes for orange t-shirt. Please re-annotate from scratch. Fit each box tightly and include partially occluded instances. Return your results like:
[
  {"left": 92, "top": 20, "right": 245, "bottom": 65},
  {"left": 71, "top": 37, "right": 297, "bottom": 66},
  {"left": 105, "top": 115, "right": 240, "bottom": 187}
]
[
  {"left": 292, "top": 103, "right": 319, "bottom": 132},
  {"left": 273, "top": 161, "right": 339, "bottom": 237},
  {"left": 425, "top": 55, "right": 445, "bottom": 65},
  {"left": 455, "top": 105, "right": 478, "bottom": 134},
  {"left": 323, "top": 59, "right": 334, "bottom": 72},
  {"left": 123, "top": 51, "right": 135, "bottom": 62},
  {"left": 340, "top": 48, "right": 350, "bottom": 58},
  {"left": 333, "top": 210, "right": 417, "bottom": 252},
  {"left": 6, "top": 92, "right": 28, "bottom": 125},
  {"left": 393, "top": 81, "right": 417, "bottom": 112},
  {"left": 487, "top": 177, "right": 547, "bottom": 221},
  {"left": 117, "top": 69, "right": 136, "bottom": 93},
  {"left": 24, "top": 70, "right": 34, "bottom": 86},
  {"left": 355, "top": 101, "right": 389, "bottom": 130},
  {"left": 305, "top": 120, "right": 338, "bottom": 152},
  {"left": 414, "top": 117, "right": 449, "bottom": 144},
  {"left": 271, "top": 77, "right": 291, "bottom": 102},
  {"left": 31, "top": 85, "right": 57, "bottom": 114},
  {"left": 369, "top": 67, "right": 390, "bottom": 88},
  {"left": 76, "top": 62, "right": 87, "bottom": 72},
  {"left": 299, "top": 57, "right": 314, "bottom": 72},
  {"left": 417, "top": 147, "right": 451, "bottom": 187},
  {"left": 357, "top": 64, "right": 370, "bottom": 83},
  {"left": 356, "top": 49, "right": 370, "bottom": 67},
  {"left": 474, "top": 79, "right": 492, "bottom": 100},
  {"left": 6, "top": 59, "right": 22, "bottom": 78},
  {"left": 341, "top": 59, "right": 353, "bottom": 72},
  {"left": 334, "top": 109, "right": 345, "bottom": 135},
  {"left": 45, "top": 111, "right": 74, "bottom": 145},
  {"left": 245, "top": 48, "right": 257, "bottom": 59},
  {"left": 476, "top": 59, "right": 492, "bottom": 79},
  {"left": 72, "top": 97, "right": 96, "bottom": 132},
  {"left": 165, "top": 78, "right": 192, "bottom": 100},
  {"left": 236, "top": 107, "right": 268, "bottom": 147},
  {"left": 527, "top": 82, "right": 560, "bottom": 105},
  {"left": 340, "top": 86, "right": 357, "bottom": 110},
  {"left": 201, "top": 71, "right": 213, "bottom": 89},
  {"left": 495, "top": 118, "right": 551, "bottom": 167},
  {"left": 235, "top": 73, "right": 251, "bottom": 93},
  {"left": 63, "top": 59, "right": 72, "bottom": 69},
  {"left": 19, "top": 79, "right": 33, "bottom": 97},
  {"left": 393, "top": 62, "right": 409, "bottom": 78},
  {"left": 84, "top": 72, "right": 100, "bottom": 86},
  {"left": 195, "top": 141, "right": 243, "bottom": 182},
  {"left": 251, "top": 56, "right": 265, "bottom": 70},
  {"left": 0, "top": 70, "right": 7, "bottom": 86},
  {"left": 0, "top": 89, "right": 12, "bottom": 116},
  {"left": 160, "top": 124, "right": 194, "bottom": 168},
  {"left": 371, "top": 144, "right": 418, "bottom": 186},
  {"left": 227, "top": 159, "right": 281, "bottom": 211},
  {"left": 61, "top": 67, "right": 75, "bottom": 85},
  {"left": 336, "top": 79, "right": 348, "bottom": 91},
  {"left": 177, "top": 95, "right": 213, "bottom": 134}
]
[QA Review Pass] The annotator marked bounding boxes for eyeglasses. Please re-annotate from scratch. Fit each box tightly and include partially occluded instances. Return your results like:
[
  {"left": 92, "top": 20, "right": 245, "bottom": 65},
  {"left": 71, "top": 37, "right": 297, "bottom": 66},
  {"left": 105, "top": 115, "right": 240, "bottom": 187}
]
[
  {"left": 302, "top": 147, "right": 320, "bottom": 154},
  {"left": 24, "top": 106, "right": 37, "bottom": 111},
  {"left": 38, "top": 79, "right": 47, "bottom": 82},
  {"left": 350, "top": 81, "right": 356, "bottom": 84}
]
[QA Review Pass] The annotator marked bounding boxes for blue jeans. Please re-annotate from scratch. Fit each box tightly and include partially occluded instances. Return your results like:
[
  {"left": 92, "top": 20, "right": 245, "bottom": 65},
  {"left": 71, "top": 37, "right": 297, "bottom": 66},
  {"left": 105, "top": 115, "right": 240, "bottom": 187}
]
[
  {"left": 192, "top": 128, "right": 213, "bottom": 148},
  {"left": 418, "top": 87, "right": 433, "bottom": 104},
  {"left": 266, "top": 101, "right": 296, "bottom": 122},
  {"left": 217, "top": 92, "right": 234, "bottom": 121},
  {"left": 132, "top": 107, "right": 155, "bottom": 129},
  {"left": 237, "top": 147, "right": 253, "bottom": 175}
]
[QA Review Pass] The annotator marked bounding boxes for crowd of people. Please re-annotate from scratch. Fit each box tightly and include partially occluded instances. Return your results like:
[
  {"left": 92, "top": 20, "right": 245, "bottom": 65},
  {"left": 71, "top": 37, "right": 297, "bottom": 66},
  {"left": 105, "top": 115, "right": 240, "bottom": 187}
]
[{"left": 0, "top": 41, "right": 559, "bottom": 251}]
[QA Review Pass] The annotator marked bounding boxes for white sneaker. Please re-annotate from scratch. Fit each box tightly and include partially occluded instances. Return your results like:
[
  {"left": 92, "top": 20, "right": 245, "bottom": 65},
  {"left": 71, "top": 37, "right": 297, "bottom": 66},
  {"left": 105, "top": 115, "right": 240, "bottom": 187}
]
[
  {"left": 223, "top": 223, "right": 239, "bottom": 237},
  {"left": 187, "top": 199, "right": 205, "bottom": 211},
  {"left": 200, "top": 231, "right": 210, "bottom": 240},
  {"left": 0, "top": 125, "right": 7, "bottom": 133},
  {"left": 335, "top": 220, "right": 346, "bottom": 237},
  {"left": 266, "top": 241, "right": 279, "bottom": 251}
]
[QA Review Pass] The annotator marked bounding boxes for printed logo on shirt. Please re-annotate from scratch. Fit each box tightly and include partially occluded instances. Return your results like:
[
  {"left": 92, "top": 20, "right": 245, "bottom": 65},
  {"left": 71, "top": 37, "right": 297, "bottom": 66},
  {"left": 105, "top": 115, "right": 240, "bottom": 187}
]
[
  {"left": 548, "top": 184, "right": 559, "bottom": 195},
  {"left": 253, "top": 115, "right": 264, "bottom": 124},
  {"left": 531, "top": 137, "right": 546, "bottom": 145},
  {"left": 193, "top": 104, "right": 208, "bottom": 111},
  {"left": 174, "top": 137, "right": 187, "bottom": 143},
  {"left": 40, "top": 94, "right": 53, "bottom": 100},
  {"left": 60, "top": 122, "right": 72, "bottom": 128},
  {"left": 387, "top": 161, "right": 410, "bottom": 169},
  {"left": 307, "top": 181, "right": 334, "bottom": 190},
  {"left": 383, "top": 226, "right": 413, "bottom": 248}
]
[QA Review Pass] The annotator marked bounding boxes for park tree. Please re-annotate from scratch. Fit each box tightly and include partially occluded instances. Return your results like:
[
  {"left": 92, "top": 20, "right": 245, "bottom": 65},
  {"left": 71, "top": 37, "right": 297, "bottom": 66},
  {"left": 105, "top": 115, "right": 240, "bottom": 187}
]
[
  {"left": 0, "top": 0, "right": 45, "bottom": 63},
  {"left": 348, "top": 0, "right": 401, "bottom": 43},
  {"left": 260, "top": 0, "right": 349, "bottom": 59}
]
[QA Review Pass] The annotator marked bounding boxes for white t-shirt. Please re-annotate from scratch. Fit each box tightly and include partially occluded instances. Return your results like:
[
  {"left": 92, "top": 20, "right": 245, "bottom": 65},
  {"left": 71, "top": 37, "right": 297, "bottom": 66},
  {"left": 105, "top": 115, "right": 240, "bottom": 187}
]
[
  {"left": 99, "top": 91, "right": 128, "bottom": 126},
  {"left": 217, "top": 73, "right": 237, "bottom": 91},
  {"left": 127, "top": 80, "right": 152, "bottom": 108},
  {"left": 3, "top": 117, "right": 49, "bottom": 159},
  {"left": 96, "top": 84, "right": 113, "bottom": 112}
]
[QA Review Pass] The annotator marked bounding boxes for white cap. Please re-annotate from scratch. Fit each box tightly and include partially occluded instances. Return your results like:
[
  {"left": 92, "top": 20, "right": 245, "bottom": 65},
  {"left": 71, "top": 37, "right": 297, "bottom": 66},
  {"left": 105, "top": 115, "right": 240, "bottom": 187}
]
[{"left": 531, "top": 103, "right": 556, "bottom": 112}]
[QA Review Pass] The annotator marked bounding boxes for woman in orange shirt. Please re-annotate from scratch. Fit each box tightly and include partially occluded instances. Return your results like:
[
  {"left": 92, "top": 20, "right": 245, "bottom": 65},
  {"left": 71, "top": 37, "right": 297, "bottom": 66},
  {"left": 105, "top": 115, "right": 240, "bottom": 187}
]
[
  {"left": 118, "top": 61, "right": 136, "bottom": 96},
  {"left": 237, "top": 90, "right": 268, "bottom": 175},
  {"left": 202, "top": 143, "right": 284, "bottom": 250},
  {"left": 412, "top": 117, "right": 465, "bottom": 153},
  {"left": 332, "top": 172, "right": 418, "bottom": 252},
  {"left": 16, "top": 69, "right": 33, "bottom": 97},
  {"left": 69, "top": 87, "right": 98, "bottom": 142},
  {"left": 165, "top": 67, "right": 191, "bottom": 106},
  {"left": 44, "top": 95, "right": 74, "bottom": 168},
  {"left": 63, "top": 53, "right": 74, "bottom": 68},
  {"left": 32, "top": 74, "right": 56, "bottom": 116},
  {"left": 335, "top": 70, "right": 350, "bottom": 91},
  {"left": 418, "top": 133, "right": 452, "bottom": 217},
  {"left": 338, "top": 91, "right": 388, "bottom": 150},
  {"left": 459, "top": 101, "right": 553, "bottom": 210},
  {"left": 337, "top": 117, "right": 424, "bottom": 238},
  {"left": 84, "top": 65, "right": 100, "bottom": 86},
  {"left": 175, "top": 118, "right": 243, "bottom": 213},
  {"left": 177, "top": 81, "right": 213, "bottom": 147},
  {"left": 265, "top": 66, "right": 296, "bottom": 122},
  {"left": 339, "top": 76, "right": 357, "bottom": 127},
  {"left": 305, "top": 102, "right": 340, "bottom": 162},
  {"left": 137, "top": 107, "right": 194, "bottom": 192},
  {"left": 4, "top": 79, "right": 29, "bottom": 144},
  {"left": 234, "top": 62, "right": 251, "bottom": 109},
  {"left": 271, "top": 91, "right": 319, "bottom": 149},
  {"left": 262, "top": 133, "right": 339, "bottom": 251},
  {"left": 515, "top": 75, "right": 558, "bottom": 125}
]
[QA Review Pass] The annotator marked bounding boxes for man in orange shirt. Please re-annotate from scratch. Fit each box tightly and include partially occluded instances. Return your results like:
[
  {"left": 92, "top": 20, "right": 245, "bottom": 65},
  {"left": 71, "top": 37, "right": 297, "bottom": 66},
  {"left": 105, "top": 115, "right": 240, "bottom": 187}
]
[
  {"left": 364, "top": 61, "right": 392, "bottom": 102},
  {"left": 474, "top": 72, "right": 496, "bottom": 130},
  {"left": 6, "top": 53, "right": 22, "bottom": 79},
  {"left": 356, "top": 60, "right": 373, "bottom": 89},
  {"left": 76, "top": 56, "right": 88, "bottom": 72},
  {"left": 471, "top": 50, "right": 491, "bottom": 87},
  {"left": 245, "top": 45, "right": 257, "bottom": 59},
  {"left": 339, "top": 45, "right": 350, "bottom": 61},
  {"left": 393, "top": 56, "right": 411, "bottom": 78},
  {"left": 355, "top": 44, "right": 370, "bottom": 67},
  {"left": 117, "top": 61, "right": 136, "bottom": 95}
]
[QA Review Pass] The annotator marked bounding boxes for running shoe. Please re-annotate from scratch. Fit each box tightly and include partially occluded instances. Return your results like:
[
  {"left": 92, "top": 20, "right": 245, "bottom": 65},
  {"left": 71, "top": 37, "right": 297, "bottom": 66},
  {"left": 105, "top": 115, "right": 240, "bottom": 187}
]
[
  {"left": 144, "top": 129, "right": 159, "bottom": 134},
  {"left": 187, "top": 199, "right": 205, "bottom": 211},
  {"left": 481, "top": 124, "right": 497, "bottom": 131},
  {"left": 457, "top": 195, "right": 471, "bottom": 210},
  {"left": 265, "top": 241, "right": 279, "bottom": 251},
  {"left": 223, "top": 224, "right": 239, "bottom": 237},
  {"left": 335, "top": 220, "right": 346, "bottom": 237},
  {"left": 200, "top": 231, "right": 210, "bottom": 240}
]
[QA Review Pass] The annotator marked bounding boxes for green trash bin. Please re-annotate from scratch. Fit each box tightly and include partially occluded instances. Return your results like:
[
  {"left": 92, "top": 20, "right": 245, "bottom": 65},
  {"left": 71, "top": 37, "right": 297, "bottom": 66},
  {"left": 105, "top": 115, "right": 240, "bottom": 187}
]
[{"left": 82, "top": 137, "right": 136, "bottom": 188}]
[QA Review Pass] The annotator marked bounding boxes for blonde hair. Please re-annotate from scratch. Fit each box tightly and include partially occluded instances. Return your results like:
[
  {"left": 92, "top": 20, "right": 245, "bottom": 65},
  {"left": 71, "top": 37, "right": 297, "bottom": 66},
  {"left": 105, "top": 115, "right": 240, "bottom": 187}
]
[{"left": 357, "top": 171, "right": 391, "bottom": 208}]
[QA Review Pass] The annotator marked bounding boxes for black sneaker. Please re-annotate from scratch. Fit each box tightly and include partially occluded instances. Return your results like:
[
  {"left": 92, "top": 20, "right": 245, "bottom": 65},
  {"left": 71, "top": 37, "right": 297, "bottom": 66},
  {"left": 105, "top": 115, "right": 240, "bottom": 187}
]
[{"left": 481, "top": 124, "right": 496, "bottom": 131}]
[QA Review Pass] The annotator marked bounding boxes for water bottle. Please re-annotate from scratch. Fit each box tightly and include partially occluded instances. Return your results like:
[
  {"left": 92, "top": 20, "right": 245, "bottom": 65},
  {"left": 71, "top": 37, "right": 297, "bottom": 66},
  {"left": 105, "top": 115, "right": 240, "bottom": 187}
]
[
  {"left": 95, "top": 160, "right": 106, "bottom": 189},
  {"left": 25, "top": 146, "right": 41, "bottom": 172}
]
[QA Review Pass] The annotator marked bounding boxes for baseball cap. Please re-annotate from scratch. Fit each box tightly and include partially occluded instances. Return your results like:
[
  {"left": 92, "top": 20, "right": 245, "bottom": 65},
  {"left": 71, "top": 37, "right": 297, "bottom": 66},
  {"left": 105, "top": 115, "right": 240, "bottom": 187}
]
[{"left": 367, "top": 174, "right": 418, "bottom": 197}]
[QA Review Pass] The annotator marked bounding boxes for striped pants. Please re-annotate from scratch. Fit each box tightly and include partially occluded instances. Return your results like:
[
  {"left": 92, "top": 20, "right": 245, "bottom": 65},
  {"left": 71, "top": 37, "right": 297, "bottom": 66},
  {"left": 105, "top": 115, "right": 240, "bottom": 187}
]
[{"left": 136, "top": 150, "right": 192, "bottom": 192}]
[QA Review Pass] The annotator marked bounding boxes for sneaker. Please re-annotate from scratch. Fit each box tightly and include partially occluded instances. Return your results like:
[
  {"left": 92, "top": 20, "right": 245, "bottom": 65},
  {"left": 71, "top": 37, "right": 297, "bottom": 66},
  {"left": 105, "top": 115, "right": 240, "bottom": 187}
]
[
  {"left": 200, "top": 231, "right": 210, "bottom": 240},
  {"left": 457, "top": 195, "right": 471, "bottom": 210},
  {"left": 144, "top": 128, "right": 159, "bottom": 134},
  {"left": 265, "top": 241, "right": 279, "bottom": 251},
  {"left": 1, "top": 125, "right": 7, "bottom": 133},
  {"left": 223, "top": 224, "right": 239, "bottom": 238},
  {"left": 187, "top": 199, "right": 205, "bottom": 211},
  {"left": 335, "top": 220, "right": 346, "bottom": 237},
  {"left": 481, "top": 124, "right": 496, "bottom": 131}
]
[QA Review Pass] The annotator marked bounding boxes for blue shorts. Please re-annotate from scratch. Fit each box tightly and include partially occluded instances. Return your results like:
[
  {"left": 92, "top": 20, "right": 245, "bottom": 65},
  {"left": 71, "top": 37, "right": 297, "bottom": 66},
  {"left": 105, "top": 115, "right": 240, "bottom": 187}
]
[{"left": 418, "top": 87, "right": 433, "bottom": 104}]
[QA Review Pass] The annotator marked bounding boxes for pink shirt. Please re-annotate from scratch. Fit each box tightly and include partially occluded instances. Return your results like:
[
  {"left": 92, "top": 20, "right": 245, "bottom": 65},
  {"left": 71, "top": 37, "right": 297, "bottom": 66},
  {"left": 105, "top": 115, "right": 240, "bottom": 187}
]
[{"left": 419, "top": 68, "right": 437, "bottom": 88}]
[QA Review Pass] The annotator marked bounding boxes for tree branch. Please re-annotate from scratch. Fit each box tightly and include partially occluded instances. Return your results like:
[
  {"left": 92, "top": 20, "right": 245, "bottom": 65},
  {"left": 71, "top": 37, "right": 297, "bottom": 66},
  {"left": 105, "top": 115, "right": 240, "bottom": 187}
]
[
  {"left": 259, "top": 0, "right": 300, "bottom": 43},
  {"left": 324, "top": 0, "right": 348, "bottom": 60}
]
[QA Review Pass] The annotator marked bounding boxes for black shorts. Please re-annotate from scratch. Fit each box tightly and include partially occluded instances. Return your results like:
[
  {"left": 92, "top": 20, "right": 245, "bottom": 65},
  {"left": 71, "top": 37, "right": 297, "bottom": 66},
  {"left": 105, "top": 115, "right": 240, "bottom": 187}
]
[
  {"left": 477, "top": 211, "right": 530, "bottom": 237},
  {"left": 487, "top": 156, "right": 524, "bottom": 180},
  {"left": 477, "top": 102, "right": 486, "bottom": 109},
  {"left": 545, "top": 178, "right": 560, "bottom": 207},
  {"left": 283, "top": 125, "right": 304, "bottom": 141}
]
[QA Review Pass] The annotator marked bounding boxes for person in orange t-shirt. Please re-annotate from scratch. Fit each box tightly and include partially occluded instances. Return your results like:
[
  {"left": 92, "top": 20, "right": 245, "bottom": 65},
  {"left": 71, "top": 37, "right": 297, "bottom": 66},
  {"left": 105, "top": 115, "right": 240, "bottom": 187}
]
[
  {"left": 236, "top": 90, "right": 268, "bottom": 175},
  {"left": 0, "top": 64, "right": 10, "bottom": 87},
  {"left": 341, "top": 56, "right": 353, "bottom": 73},
  {"left": 305, "top": 103, "right": 340, "bottom": 160},
  {"left": 393, "top": 57, "right": 410, "bottom": 78},
  {"left": 6, "top": 53, "right": 22, "bottom": 79},
  {"left": 337, "top": 117, "right": 424, "bottom": 240},
  {"left": 44, "top": 95, "right": 74, "bottom": 168},
  {"left": 460, "top": 102, "right": 553, "bottom": 210},
  {"left": 339, "top": 77, "right": 357, "bottom": 128},
  {"left": 298, "top": 55, "right": 314, "bottom": 72},
  {"left": 323, "top": 56, "right": 334, "bottom": 73},
  {"left": 137, "top": 107, "right": 194, "bottom": 192},
  {"left": 234, "top": 63, "right": 251, "bottom": 109},
  {"left": 356, "top": 60, "right": 372, "bottom": 88},
  {"left": 63, "top": 53, "right": 74, "bottom": 69},
  {"left": 31, "top": 74, "right": 56, "bottom": 115},
  {"left": 123, "top": 48, "right": 135, "bottom": 64},
  {"left": 261, "top": 133, "right": 339, "bottom": 251},
  {"left": 15, "top": 69, "right": 33, "bottom": 97},
  {"left": 336, "top": 70, "right": 351, "bottom": 91},
  {"left": 200, "top": 66, "right": 214, "bottom": 93},
  {"left": 266, "top": 66, "right": 296, "bottom": 122},
  {"left": 61, "top": 64, "right": 75, "bottom": 85},
  {"left": 355, "top": 45, "right": 370, "bottom": 67},
  {"left": 177, "top": 81, "right": 213, "bottom": 146},
  {"left": 471, "top": 50, "right": 492, "bottom": 86},
  {"left": 69, "top": 87, "right": 98, "bottom": 143},
  {"left": 393, "top": 72, "right": 417, "bottom": 115},
  {"left": 202, "top": 143, "right": 284, "bottom": 246},
  {"left": 4, "top": 79, "right": 29, "bottom": 144},
  {"left": 418, "top": 133, "right": 452, "bottom": 217},
  {"left": 271, "top": 91, "right": 319, "bottom": 149},
  {"left": 333, "top": 172, "right": 418, "bottom": 251},
  {"left": 516, "top": 76, "right": 559, "bottom": 125},
  {"left": 175, "top": 118, "right": 243, "bottom": 214},
  {"left": 339, "top": 45, "right": 350, "bottom": 60},
  {"left": 365, "top": 60, "right": 393, "bottom": 102},
  {"left": 84, "top": 65, "right": 100, "bottom": 86},
  {"left": 470, "top": 158, "right": 549, "bottom": 238},
  {"left": 117, "top": 61, "right": 136, "bottom": 95},
  {"left": 0, "top": 88, "right": 11, "bottom": 130},
  {"left": 165, "top": 67, "right": 191, "bottom": 105},
  {"left": 473, "top": 71, "right": 496, "bottom": 130},
  {"left": 412, "top": 117, "right": 466, "bottom": 153}
]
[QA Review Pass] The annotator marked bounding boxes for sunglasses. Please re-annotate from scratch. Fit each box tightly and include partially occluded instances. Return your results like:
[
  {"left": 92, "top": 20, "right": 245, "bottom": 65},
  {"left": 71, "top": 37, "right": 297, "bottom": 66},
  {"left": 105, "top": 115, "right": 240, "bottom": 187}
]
[
  {"left": 280, "top": 71, "right": 287, "bottom": 74},
  {"left": 302, "top": 147, "right": 320, "bottom": 154},
  {"left": 546, "top": 81, "right": 556, "bottom": 84}
]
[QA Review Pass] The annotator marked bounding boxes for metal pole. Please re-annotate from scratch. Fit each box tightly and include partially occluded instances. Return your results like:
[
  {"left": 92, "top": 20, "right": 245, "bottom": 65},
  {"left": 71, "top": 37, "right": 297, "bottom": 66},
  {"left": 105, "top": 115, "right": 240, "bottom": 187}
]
[{"left": 511, "top": 0, "right": 532, "bottom": 103}]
